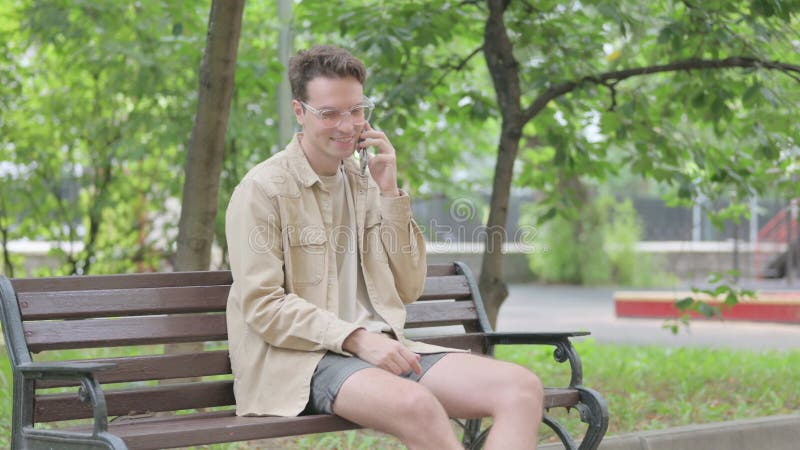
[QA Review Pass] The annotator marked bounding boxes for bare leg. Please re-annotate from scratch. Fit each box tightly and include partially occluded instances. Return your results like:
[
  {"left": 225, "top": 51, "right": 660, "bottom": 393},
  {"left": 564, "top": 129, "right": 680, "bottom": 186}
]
[
  {"left": 332, "top": 367, "right": 462, "bottom": 450},
  {"left": 420, "top": 353, "right": 544, "bottom": 450}
]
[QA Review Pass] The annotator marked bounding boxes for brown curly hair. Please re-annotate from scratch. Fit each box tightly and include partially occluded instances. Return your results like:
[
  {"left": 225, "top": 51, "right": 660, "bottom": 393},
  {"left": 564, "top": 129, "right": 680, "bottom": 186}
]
[{"left": 288, "top": 45, "right": 367, "bottom": 101}]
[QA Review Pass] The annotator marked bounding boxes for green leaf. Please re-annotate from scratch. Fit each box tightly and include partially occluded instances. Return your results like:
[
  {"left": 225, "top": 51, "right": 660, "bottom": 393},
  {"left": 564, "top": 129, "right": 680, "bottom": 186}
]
[
  {"left": 538, "top": 207, "right": 558, "bottom": 225},
  {"left": 675, "top": 297, "right": 695, "bottom": 310},
  {"left": 713, "top": 285, "right": 729, "bottom": 297},
  {"left": 697, "top": 301, "right": 719, "bottom": 318}
]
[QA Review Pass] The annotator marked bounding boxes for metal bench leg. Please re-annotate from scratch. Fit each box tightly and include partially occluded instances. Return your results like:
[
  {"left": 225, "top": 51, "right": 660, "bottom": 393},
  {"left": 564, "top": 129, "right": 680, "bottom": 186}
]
[
  {"left": 22, "top": 429, "right": 127, "bottom": 450},
  {"left": 576, "top": 387, "right": 609, "bottom": 450},
  {"left": 467, "top": 423, "right": 491, "bottom": 450},
  {"left": 542, "top": 412, "right": 577, "bottom": 450},
  {"left": 461, "top": 418, "right": 482, "bottom": 449}
]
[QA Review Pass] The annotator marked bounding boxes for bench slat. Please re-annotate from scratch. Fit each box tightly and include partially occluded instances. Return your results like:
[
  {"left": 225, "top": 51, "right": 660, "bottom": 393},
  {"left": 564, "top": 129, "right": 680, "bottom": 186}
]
[
  {"left": 18, "top": 275, "right": 469, "bottom": 320},
  {"left": 11, "top": 271, "right": 233, "bottom": 293},
  {"left": 24, "top": 314, "right": 228, "bottom": 352},
  {"left": 405, "top": 301, "right": 478, "bottom": 328},
  {"left": 104, "top": 411, "right": 358, "bottom": 450},
  {"left": 34, "top": 333, "right": 489, "bottom": 422},
  {"left": 36, "top": 350, "right": 231, "bottom": 389},
  {"left": 37, "top": 334, "right": 485, "bottom": 388},
  {"left": 34, "top": 334, "right": 487, "bottom": 422},
  {"left": 57, "top": 388, "right": 579, "bottom": 450},
  {"left": 418, "top": 275, "right": 471, "bottom": 301},
  {"left": 18, "top": 285, "right": 231, "bottom": 320},
  {"left": 25, "top": 299, "right": 480, "bottom": 351},
  {"left": 425, "top": 264, "right": 457, "bottom": 277},
  {"left": 13, "top": 265, "right": 456, "bottom": 294},
  {"left": 35, "top": 380, "right": 235, "bottom": 422}
]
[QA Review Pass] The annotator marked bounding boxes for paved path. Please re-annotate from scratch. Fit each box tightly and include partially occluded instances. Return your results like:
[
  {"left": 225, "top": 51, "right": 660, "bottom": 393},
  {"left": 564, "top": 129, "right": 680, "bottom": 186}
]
[{"left": 497, "top": 284, "right": 800, "bottom": 351}]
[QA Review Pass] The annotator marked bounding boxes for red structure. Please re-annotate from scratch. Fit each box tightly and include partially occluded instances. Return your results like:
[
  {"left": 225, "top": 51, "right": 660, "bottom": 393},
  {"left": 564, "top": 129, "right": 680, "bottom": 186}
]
[{"left": 614, "top": 291, "right": 800, "bottom": 323}]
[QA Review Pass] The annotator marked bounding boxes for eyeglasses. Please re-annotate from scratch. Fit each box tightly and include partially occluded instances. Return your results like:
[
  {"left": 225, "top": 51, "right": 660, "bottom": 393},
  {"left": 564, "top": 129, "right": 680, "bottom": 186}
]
[{"left": 299, "top": 99, "right": 374, "bottom": 128}]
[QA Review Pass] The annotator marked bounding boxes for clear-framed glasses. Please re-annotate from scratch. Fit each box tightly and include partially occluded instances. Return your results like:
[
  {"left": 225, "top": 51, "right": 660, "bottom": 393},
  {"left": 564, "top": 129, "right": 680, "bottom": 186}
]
[{"left": 299, "top": 99, "right": 374, "bottom": 128}]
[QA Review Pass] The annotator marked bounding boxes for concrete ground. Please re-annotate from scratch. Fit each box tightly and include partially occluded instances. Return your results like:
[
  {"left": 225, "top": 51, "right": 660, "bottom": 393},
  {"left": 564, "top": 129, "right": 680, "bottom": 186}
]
[
  {"left": 539, "top": 415, "right": 800, "bottom": 450},
  {"left": 497, "top": 283, "right": 800, "bottom": 449},
  {"left": 497, "top": 284, "right": 800, "bottom": 351}
]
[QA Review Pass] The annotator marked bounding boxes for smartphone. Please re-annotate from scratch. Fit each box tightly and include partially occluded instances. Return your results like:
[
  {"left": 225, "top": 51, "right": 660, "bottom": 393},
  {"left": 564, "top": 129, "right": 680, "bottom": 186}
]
[{"left": 358, "top": 129, "right": 368, "bottom": 174}]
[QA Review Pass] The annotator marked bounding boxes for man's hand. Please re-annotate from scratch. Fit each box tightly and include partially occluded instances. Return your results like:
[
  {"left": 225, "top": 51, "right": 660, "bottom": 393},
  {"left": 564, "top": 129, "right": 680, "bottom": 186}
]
[
  {"left": 358, "top": 122, "right": 399, "bottom": 197},
  {"left": 343, "top": 328, "right": 422, "bottom": 376}
]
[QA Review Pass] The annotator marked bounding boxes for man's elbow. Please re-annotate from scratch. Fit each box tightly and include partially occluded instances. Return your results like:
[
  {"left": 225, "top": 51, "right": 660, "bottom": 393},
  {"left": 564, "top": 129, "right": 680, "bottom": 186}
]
[{"left": 397, "top": 269, "right": 426, "bottom": 304}]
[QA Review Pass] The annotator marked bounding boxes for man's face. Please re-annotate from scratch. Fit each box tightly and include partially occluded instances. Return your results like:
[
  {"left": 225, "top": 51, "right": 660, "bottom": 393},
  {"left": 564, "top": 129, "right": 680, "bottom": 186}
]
[{"left": 293, "top": 76, "right": 365, "bottom": 172}]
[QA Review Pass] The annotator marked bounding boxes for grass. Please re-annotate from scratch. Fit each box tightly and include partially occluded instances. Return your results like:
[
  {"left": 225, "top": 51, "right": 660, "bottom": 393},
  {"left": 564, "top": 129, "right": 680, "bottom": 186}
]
[{"left": 1, "top": 340, "right": 798, "bottom": 449}]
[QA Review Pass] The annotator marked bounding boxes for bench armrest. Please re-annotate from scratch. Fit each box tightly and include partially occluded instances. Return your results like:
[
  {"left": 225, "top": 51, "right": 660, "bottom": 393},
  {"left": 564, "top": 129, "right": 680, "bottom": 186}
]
[
  {"left": 484, "top": 331, "right": 589, "bottom": 346},
  {"left": 18, "top": 361, "right": 114, "bottom": 437},
  {"left": 484, "top": 332, "right": 588, "bottom": 388},
  {"left": 18, "top": 361, "right": 116, "bottom": 378}
]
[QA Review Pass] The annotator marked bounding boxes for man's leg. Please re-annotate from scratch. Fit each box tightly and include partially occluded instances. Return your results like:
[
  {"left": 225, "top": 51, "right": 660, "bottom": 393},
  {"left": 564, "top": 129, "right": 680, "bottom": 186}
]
[
  {"left": 419, "top": 353, "right": 544, "bottom": 450},
  {"left": 332, "top": 367, "right": 463, "bottom": 450}
]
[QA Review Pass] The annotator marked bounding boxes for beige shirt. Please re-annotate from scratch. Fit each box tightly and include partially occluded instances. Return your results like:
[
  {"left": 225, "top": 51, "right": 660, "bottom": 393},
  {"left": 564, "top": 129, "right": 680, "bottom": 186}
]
[{"left": 225, "top": 134, "right": 463, "bottom": 417}]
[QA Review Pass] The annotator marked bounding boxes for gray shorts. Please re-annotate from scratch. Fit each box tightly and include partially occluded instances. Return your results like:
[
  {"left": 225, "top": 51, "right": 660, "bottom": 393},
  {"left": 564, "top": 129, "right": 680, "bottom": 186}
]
[{"left": 303, "top": 351, "right": 450, "bottom": 415}]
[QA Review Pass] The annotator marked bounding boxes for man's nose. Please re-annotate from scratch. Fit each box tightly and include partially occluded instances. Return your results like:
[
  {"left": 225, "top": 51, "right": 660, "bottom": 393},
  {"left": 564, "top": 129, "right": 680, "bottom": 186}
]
[{"left": 336, "top": 113, "right": 357, "bottom": 132}]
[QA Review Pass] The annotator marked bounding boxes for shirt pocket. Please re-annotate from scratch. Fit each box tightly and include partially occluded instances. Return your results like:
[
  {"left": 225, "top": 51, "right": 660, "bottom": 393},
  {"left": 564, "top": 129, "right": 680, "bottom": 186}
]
[
  {"left": 286, "top": 224, "right": 327, "bottom": 286},
  {"left": 363, "top": 209, "right": 388, "bottom": 262}
]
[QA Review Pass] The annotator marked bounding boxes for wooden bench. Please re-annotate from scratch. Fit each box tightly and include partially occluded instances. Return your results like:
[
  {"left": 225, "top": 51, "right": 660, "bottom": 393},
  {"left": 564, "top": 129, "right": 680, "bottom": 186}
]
[{"left": 0, "top": 262, "right": 608, "bottom": 449}]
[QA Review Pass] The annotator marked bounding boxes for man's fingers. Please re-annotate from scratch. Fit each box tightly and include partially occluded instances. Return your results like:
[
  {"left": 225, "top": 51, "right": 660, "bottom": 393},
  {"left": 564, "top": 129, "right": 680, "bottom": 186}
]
[
  {"left": 383, "top": 358, "right": 404, "bottom": 376},
  {"left": 357, "top": 137, "right": 391, "bottom": 152},
  {"left": 401, "top": 348, "right": 423, "bottom": 375}
]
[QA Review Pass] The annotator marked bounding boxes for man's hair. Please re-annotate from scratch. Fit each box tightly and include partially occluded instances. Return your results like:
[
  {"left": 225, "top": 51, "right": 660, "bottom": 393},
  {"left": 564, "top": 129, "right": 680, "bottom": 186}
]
[{"left": 288, "top": 45, "right": 367, "bottom": 101}]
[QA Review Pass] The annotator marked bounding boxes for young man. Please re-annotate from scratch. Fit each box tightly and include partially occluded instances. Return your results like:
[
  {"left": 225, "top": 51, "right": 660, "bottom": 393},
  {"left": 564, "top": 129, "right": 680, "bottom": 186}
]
[{"left": 226, "top": 45, "right": 544, "bottom": 449}]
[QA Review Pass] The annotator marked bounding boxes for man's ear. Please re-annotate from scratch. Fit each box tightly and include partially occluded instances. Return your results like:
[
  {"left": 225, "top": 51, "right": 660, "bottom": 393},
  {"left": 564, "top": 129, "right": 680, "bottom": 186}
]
[{"left": 292, "top": 100, "right": 304, "bottom": 125}]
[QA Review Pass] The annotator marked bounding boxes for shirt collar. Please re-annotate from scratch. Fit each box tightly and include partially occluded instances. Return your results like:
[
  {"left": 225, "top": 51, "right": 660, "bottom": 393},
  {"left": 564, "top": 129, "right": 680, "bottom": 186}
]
[{"left": 287, "top": 133, "right": 365, "bottom": 187}]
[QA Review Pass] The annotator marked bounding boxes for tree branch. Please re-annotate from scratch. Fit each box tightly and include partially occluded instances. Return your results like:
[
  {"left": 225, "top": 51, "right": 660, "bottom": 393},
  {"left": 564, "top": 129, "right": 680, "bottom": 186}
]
[
  {"left": 430, "top": 45, "right": 484, "bottom": 91},
  {"left": 457, "top": 0, "right": 482, "bottom": 7},
  {"left": 522, "top": 56, "right": 800, "bottom": 123}
]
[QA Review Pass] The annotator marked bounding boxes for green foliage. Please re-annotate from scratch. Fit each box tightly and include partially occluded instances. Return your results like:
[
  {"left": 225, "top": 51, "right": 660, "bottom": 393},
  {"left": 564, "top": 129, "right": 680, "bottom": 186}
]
[
  {"left": 524, "top": 192, "right": 670, "bottom": 286},
  {"left": 1, "top": 0, "right": 211, "bottom": 275},
  {"left": 498, "top": 341, "right": 800, "bottom": 443},
  {"left": 665, "top": 270, "right": 757, "bottom": 334},
  {"left": 3, "top": 0, "right": 800, "bottom": 279}
]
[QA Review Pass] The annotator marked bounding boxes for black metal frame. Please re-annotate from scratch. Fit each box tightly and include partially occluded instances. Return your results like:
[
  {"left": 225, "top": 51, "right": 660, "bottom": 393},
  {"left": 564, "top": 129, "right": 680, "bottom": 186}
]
[
  {"left": 1, "top": 262, "right": 608, "bottom": 449},
  {"left": 453, "top": 262, "right": 609, "bottom": 450}
]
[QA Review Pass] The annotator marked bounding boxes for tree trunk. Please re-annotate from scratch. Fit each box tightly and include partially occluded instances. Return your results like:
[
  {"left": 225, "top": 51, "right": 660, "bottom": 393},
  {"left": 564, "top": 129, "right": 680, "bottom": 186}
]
[
  {"left": 479, "top": 126, "right": 522, "bottom": 326},
  {"left": 175, "top": 0, "right": 245, "bottom": 273},
  {"left": 168, "top": 0, "right": 244, "bottom": 363},
  {"left": 479, "top": 0, "right": 523, "bottom": 327}
]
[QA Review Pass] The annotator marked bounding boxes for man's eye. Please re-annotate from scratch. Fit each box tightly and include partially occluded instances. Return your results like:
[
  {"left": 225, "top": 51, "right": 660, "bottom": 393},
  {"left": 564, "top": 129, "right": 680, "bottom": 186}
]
[{"left": 320, "top": 110, "right": 341, "bottom": 121}]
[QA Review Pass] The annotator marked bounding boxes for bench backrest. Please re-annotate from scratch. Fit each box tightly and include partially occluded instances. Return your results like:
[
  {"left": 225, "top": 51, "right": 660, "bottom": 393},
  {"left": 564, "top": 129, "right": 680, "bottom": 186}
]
[{"left": 0, "top": 262, "right": 491, "bottom": 425}]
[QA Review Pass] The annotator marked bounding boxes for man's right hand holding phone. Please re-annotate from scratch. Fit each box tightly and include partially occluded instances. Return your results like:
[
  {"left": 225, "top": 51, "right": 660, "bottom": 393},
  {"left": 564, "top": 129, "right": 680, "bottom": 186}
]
[{"left": 357, "top": 122, "right": 400, "bottom": 197}]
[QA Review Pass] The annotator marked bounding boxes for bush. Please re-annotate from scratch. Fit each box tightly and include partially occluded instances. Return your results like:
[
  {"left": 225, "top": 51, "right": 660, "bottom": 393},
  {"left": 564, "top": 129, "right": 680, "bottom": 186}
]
[{"left": 524, "top": 193, "right": 670, "bottom": 286}]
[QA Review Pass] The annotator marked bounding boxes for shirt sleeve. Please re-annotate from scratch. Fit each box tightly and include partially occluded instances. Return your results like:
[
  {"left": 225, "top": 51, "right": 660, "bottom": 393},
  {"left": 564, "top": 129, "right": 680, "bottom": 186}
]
[{"left": 378, "top": 189, "right": 427, "bottom": 304}]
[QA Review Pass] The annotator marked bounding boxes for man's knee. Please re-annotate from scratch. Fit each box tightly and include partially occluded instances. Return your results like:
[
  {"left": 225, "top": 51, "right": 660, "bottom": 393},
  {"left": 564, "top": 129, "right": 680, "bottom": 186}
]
[
  {"left": 392, "top": 384, "right": 447, "bottom": 426},
  {"left": 495, "top": 364, "right": 544, "bottom": 412}
]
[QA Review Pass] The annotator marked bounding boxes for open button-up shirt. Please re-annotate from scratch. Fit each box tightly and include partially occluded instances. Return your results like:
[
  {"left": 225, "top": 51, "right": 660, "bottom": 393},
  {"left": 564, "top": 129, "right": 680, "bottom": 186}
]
[{"left": 225, "top": 134, "right": 462, "bottom": 416}]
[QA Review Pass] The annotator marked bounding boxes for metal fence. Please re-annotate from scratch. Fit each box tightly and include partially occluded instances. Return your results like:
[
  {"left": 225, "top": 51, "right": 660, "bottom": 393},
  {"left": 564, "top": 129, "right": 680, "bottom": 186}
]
[{"left": 412, "top": 193, "right": 788, "bottom": 243}]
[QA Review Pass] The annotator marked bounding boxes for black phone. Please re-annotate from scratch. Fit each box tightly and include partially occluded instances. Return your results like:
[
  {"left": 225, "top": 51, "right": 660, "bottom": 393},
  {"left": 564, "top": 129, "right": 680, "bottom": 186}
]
[{"left": 358, "top": 129, "right": 368, "bottom": 174}]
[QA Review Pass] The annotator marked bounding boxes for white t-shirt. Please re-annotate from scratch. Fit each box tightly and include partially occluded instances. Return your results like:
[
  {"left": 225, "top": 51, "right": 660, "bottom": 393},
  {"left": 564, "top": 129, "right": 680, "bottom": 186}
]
[{"left": 318, "top": 165, "right": 391, "bottom": 334}]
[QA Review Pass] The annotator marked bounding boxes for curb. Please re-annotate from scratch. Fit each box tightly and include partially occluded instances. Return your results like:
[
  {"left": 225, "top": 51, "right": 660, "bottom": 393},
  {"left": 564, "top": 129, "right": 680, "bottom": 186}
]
[
  {"left": 614, "top": 290, "right": 800, "bottom": 323},
  {"left": 540, "top": 414, "right": 800, "bottom": 450}
]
